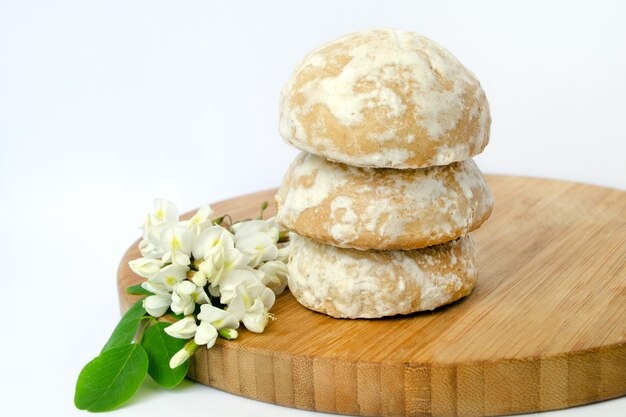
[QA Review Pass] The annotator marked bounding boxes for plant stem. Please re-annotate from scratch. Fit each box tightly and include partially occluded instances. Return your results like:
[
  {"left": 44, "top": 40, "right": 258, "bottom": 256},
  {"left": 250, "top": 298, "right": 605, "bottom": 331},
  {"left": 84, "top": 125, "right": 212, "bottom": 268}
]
[
  {"left": 136, "top": 317, "right": 157, "bottom": 343},
  {"left": 258, "top": 201, "right": 269, "bottom": 220}
]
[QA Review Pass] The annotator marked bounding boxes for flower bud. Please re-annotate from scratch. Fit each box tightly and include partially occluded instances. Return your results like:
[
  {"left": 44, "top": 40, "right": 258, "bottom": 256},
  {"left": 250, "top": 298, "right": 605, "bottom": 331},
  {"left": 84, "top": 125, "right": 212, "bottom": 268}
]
[
  {"left": 164, "top": 316, "right": 197, "bottom": 339},
  {"left": 143, "top": 294, "right": 171, "bottom": 318},
  {"left": 169, "top": 348, "right": 190, "bottom": 369},
  {"left": 218, "top": 328, "right": 238, "bottom": 340},
  {"left": 129, "top": 257, "right": 163, "bottom": 279},
  {"left": 189, "top": 270, "right": 207, "bottom": 287},
  {"left": 169, "top": 340, "right": 199, "bottom": 368}
]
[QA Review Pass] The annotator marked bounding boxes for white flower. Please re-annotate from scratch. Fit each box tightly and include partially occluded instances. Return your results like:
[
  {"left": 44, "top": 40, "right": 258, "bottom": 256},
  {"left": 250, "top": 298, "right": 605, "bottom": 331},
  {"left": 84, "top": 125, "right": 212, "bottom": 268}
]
[
  {"left": 138, "top": 236, "right": 164, "bottom": 259},
  {"left": 236, "top": 232, "right": 279, "bottom": 268},
  {"left": 231, "top": 218, "right": 280, "bottom": 242},
  {"left": 194, "top": 226, "right": 247, "bottom": 287},
  {"left": 164, "top": 316, "right": 197, "bottom": 339},
  {"left": 192, "top": 287, "right": 211, "bottom": 305},
  {"left": 217, "top": 269, "right": 258, "bottom": 305},
  {"left": 227, "top": 284, "right": 275, "bottom": 333},
  {"left": 152, "top": 264, "right": 189, "bottom": 291},
  {"left": 189, "top": 270, "right": 207, "bottom": 287},
  {"left": 139, "top": 200, "right": 179, "bottom": 256},
  {"left": 171, "top": 281, "right": 209, "bottom": 316},
  {"left": 143, "top": 294, "right": 171, "bottom": 317},
  {"left": 223, "top": 271, "right": 275, "bottom": 333},
  {"left": 199, "top": 248, "right": 247, "bottom": 288},
  {"left": 160, "top": 225, "right": 194, "bottom": 266},
  {"left": 207, "top": 284, "right": 221, "bottom": 298},
  {"left": 141, "top": 282, "right": 163, "bottom": 297},
  {"left": 169, "top": 347, "right": 190, "bottom": 369},
  {"left": 128, "top": 257, "right": 163, "bottom": 279},
  {"left": 259, "top": 260, "right": 289, "bottom": 295},
  {"left": 194, "top": 321, "right": 218, "bottom": 348},
  {"left": 131, "top": 201, "right": 285, "bottom": 357},
  {"left": 241, "top": 298, "right": 270, "bottom": 333},
  {"left": 197, "top": 304, "right": 239, "bottom": 330},
  {"left": 276, "top": 244, "right": 290, "bottom": 263},
  {"left": 180, "top": 205, "right": 214, "bottom": 237},
  {"left": 148, "top": 198, "right": 179, "bottom": 226},
  {"left": 193, "top": 226, "right": 235, "bottom": 260},
  {"left": 141, "top": 276, "right": 170, "bottom": 297},
  {"left": 246, "top": 265, "right": 267, "bottom": 282}
]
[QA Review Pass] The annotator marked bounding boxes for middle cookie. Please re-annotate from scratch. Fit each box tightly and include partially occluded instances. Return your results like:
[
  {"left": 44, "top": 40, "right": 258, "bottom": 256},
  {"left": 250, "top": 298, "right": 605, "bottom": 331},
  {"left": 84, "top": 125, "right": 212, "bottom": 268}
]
[{"left": 276, "top": 152, "right": 493, "bottom": 250}]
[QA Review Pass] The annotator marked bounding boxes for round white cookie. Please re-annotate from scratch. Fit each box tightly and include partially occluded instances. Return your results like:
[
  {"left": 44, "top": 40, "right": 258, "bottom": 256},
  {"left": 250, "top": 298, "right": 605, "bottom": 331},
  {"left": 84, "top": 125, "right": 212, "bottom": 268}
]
[
  {"left": 276, "top": 152, "right": 493, "bottom": 250},
  {"left": 287, "top": 233, "right": 478, "bottom": 318},
  {"left": 279, "top": 29, "right": 490, "bottom": 169}
]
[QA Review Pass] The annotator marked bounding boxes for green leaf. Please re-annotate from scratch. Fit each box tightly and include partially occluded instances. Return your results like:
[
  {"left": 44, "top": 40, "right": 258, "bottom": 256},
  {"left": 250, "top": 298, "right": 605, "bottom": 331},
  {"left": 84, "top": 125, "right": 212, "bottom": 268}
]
[
  {"left": 126, "top": 284, "right": 152, "bottom": 296},
  {"left": 101, "top": 299, "right": 146, "bottom": 353},
  {"left": 141, "top": 322, "right": 189, "bottom": 388},
  {"left": 74, "top": 343, "right": 148, "bottom": 412}
]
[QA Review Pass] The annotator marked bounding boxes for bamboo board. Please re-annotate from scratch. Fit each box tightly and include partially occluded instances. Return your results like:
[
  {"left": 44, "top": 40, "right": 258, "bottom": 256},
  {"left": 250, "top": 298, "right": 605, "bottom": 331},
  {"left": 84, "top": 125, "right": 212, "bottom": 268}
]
[{"left": 117, "top": 175, "right": 626, "bottom": 417}]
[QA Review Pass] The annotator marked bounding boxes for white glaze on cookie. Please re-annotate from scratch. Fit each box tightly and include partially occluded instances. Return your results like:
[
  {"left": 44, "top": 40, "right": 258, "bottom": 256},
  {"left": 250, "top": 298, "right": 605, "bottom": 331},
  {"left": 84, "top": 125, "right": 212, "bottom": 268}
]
[{"left": 287, "top": 233, "right": 478, "bottom": 318}]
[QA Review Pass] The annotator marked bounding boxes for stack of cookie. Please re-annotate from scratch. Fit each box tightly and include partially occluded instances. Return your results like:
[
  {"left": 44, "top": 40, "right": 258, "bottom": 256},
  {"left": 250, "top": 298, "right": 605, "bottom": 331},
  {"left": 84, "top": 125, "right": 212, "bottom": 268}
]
[{"left": 275, "top": 29, "right": 493, "bottom": 318}]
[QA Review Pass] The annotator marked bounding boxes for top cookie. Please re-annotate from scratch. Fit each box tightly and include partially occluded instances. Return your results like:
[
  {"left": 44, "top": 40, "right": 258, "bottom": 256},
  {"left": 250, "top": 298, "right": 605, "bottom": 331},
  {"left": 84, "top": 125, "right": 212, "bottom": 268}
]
[{"left": 279, "top": 29, "right": 491, "bottom": 169}]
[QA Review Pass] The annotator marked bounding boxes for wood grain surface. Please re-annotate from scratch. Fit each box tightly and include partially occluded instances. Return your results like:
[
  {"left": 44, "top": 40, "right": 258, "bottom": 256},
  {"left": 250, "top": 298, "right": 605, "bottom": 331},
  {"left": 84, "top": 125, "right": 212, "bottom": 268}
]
[{"left": 117, "top": 175, "right": 626, "bottom": 417}]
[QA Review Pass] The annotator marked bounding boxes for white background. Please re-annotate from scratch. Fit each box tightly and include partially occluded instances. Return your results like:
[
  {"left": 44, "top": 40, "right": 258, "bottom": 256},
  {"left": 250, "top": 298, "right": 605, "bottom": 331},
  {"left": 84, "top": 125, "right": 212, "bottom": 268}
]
[{"left": 1, "top": 1, "right": 625, "bottom": 416}]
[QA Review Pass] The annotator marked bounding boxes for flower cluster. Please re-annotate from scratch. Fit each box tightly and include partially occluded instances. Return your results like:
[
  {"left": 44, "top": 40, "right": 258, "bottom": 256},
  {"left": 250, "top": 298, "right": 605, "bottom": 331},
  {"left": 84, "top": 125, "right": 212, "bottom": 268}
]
[{"left": 129, "top": 199, "right": 289, "bottom": 367}]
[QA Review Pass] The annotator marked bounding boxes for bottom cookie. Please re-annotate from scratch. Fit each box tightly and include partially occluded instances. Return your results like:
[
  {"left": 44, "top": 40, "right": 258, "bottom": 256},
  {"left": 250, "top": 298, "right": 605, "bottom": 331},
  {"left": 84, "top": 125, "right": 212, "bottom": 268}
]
[{"left": 287, "top": 233, "right": 478, "bottom": 318}]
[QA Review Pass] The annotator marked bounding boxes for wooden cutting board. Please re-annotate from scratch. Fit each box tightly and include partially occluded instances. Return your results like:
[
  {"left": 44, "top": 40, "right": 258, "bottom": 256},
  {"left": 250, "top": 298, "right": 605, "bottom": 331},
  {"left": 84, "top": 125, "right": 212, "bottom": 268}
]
[{"left": 117, "top": 175, "right": 626, "bottom": 417}]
